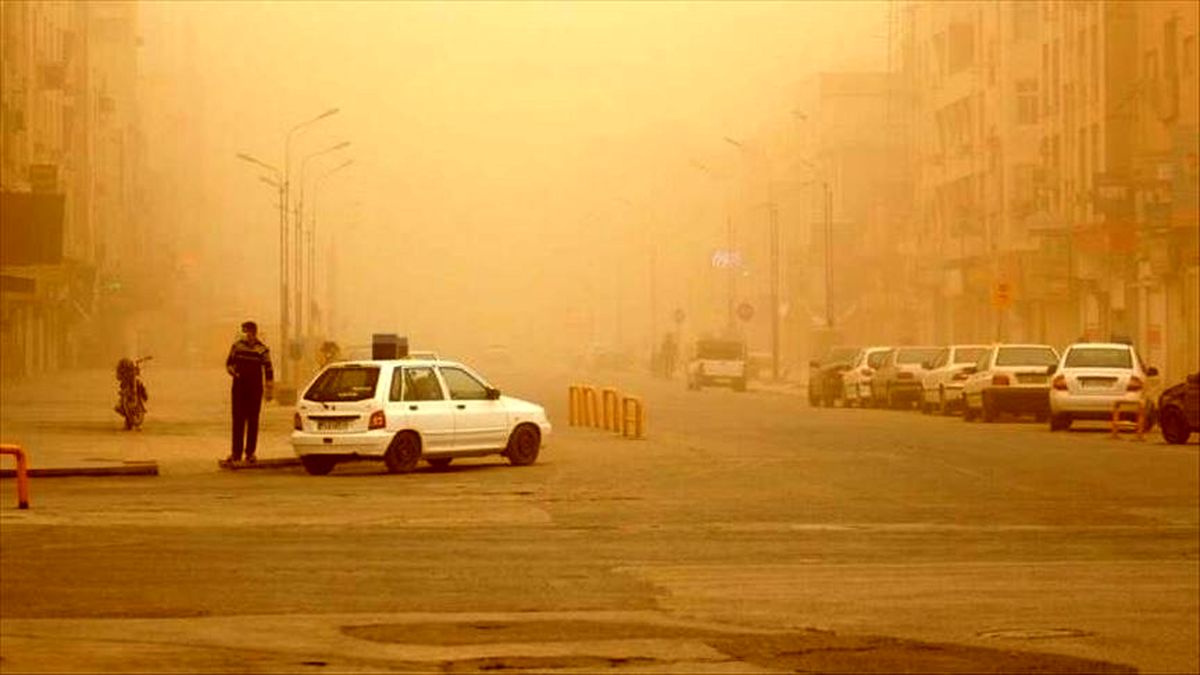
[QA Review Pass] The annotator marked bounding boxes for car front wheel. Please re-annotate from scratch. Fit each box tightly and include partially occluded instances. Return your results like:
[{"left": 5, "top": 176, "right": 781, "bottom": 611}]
[
  {"left": 384, "top": 432, "right": 421, "bottom": 474},
  {"left": 1160, "top": 406, "right": 1191, "bottom": 444},
  {"left": 505, "top": 424, "right": 541, "bottom": 466}
]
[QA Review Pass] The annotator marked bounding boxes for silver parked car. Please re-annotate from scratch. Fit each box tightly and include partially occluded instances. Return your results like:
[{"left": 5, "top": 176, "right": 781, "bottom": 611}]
[
  {"left": 1048, "top": 342, "right": 1158, "bottom": 431},
  {"left": 919, "top": 344, "right": 990, "bottom": 415}
]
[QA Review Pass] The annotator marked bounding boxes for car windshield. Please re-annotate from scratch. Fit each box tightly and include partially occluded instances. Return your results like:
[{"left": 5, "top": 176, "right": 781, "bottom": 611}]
[
  {"left": 995, "top": 347, "right": 1058, "bottom": 367},
  {"left": 867, "top": 351, "right": 890, "bottom": 368},
  {"left": 954, "top": 347, "right": 988, "bottom": 364},
  {"left": 896, "top": 348, "right": 940, "bottom": 364},
  {"left": 1064, "top": 348, "right": 1132, "bottom": 369},
  {"left": 825, "top": 347, "right": 860, "bottom": 364},
  {"left": 304, "top": 365, "right": 380, "bottom": 402},
  {"left": 698, "top": 340, "right": 744, "bottom": 360}
]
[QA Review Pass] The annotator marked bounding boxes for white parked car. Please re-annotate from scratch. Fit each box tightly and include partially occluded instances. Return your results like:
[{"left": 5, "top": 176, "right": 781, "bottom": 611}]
[
  {"left": 841, "top": 346, "right": 892, "bottom": 407},
  {"left": 1048, "top": 342, "right": 1158, "bottom": 431},
  {"left": 961, "top": 344, "right": 1059, "bottom": 422},
  {"left": 919, "top": 344, "right": 990, "bottom": 415},
  {"left": 291, "top": 358, "right": 551, "bottom": 475},
  {"left": 686, "top": 338, "right": 747, "bottom": 392}
]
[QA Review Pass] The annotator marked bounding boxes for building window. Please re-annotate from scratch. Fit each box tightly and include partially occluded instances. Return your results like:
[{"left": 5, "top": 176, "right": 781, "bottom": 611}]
[
  {"left": 1184, "top": 35, "right": 1197, "bottom": 76},
  {"left": 1016, "top": 79, "right": 1038, "bottom": 125},
  {"left": 1013, "top": 2, "right": 1038, "bottom": 42}
]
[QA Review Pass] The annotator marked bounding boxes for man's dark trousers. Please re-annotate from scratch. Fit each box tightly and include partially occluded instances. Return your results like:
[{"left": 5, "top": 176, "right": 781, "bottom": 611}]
[{"left": 231, "top": 385, "right": 263, "bottom": 460}]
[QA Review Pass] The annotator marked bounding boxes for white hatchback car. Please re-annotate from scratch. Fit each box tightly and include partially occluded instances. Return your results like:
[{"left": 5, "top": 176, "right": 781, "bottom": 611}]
[
  {"left": 292, "top": 359, "right": 551, "bottom": 475},
  {"left": 961, "top": 344, "right": 1059, "bottom": 422},
  {"left": 1048, "top": 342, "right": 1158, "bottom": 431},
  {"left": 919, "top": 344, "right": 990, "bottom": 414},
  {"left": 841, "top": 346, "right": 891, "bottom": 407}
]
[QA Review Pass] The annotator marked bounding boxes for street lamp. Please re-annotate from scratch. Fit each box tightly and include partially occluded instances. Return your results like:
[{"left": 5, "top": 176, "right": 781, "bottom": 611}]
[
  {"left": 725, "top": 136, "right": 783, "bottom": 381},
  {"left": 688, "top": 158, "right": 736, "bottom": 332},
  {"left": 797, "top": 156, "right": 833, "bottom": 331},
  {"left": 235, "top": 150, "right": 286, "bottom": 376},
  {"left": 295, "top": 140, "right": 351, "bottom": 345},
  {"left": 308, "top": 158, "right": 354, "bottom": 341},
  {"left": 281, "top": 107, "right": 339, "bottom": 385}
]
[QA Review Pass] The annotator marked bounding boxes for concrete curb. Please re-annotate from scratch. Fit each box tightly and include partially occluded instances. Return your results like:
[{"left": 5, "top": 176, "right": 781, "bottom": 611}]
[
  {"left": 217, "top": 457, "right": 302, "bottom": 471},
  {"left": 0, "top": 461, "right": 158, "bottom": 478}
]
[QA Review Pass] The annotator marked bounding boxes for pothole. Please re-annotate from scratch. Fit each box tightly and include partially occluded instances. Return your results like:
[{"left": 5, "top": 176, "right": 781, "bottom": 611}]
[{"left": 977, "top": 628, "right": 1095, "bottom": 640}]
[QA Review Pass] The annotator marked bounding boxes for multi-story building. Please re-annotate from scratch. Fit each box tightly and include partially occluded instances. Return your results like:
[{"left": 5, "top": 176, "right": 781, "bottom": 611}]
[
  {"left": 899, "top": 0, "right": 1198, "bottom": 383},
  {"left": 1, "top": 0, "right": 142, "bottom": 378}
]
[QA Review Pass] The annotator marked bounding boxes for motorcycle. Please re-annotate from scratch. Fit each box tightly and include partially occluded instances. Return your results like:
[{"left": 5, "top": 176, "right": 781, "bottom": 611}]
[{"left": 114, "top": 356, "right": 151, "bottom": 430}]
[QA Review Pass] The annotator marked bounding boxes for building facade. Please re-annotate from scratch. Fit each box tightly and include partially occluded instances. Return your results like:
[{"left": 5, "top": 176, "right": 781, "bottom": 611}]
[
  {"left": 897, "top": 0, "right": 1198, "bottom": 382},
  {"left": 1, "top": 0, "right": 143, "bottom": 379}
]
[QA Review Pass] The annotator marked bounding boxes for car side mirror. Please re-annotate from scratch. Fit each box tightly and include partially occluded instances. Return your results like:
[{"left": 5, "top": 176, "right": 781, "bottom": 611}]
[
  {"left": 1046, "top": 364, "right": 1058, "bottom": 375},
  {"left": 486, "top": 387, "right": 501, "bottom": 400},
  {"left": 1146, "top": 366, "right": 1158, "bottom": 377}
]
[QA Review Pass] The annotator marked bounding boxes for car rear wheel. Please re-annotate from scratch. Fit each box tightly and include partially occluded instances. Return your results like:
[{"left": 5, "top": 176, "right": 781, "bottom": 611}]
[
  {"left": 505, "top": 424, "right": 541, "bottom": 466},
  {"left": 1160, "top": 407, "right": 1191, "bottom": 444},
  {"left": 384, "top": 432, "right": 421, "bottom": 474},
  {"left": 301, "top": 455, "right": 336, "bottom": 476},
  {"left": 1049, "top": 413, "right": 1071, "bottom": 431},
  {"left": 981, "top": 394, "right": 998, "bottom": 422}
]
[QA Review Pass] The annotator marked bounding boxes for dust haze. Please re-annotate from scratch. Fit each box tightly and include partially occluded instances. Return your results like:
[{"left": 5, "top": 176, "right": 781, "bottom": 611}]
[{"left": 137, "top": 1, "right": 886, "bottom": 372}]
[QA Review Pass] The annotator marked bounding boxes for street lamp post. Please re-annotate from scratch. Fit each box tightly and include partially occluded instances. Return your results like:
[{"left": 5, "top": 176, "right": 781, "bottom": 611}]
[
  {"left": 725, "top": 136, "right": 783, "bottom": 380},
  {"left": 308, "top": 158, "right": 353, "bottom": 341},
  {"left": 235, "top": 151, "right": 286, "bottom": 379},
  {"left": 295, "top": 140, "right": 350, "bottom": 351},
  {"left": 282, "top": 107, "right": 339, "bottom": 385}
]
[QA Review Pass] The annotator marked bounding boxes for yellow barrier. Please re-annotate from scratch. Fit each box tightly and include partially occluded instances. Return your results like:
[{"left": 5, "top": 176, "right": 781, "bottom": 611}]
[
  {"left": 601, "top": 387, "right": 621, "bottom": 432},
  {"left": 567, "top": 386, "right": 646, "bottom": 439},
  {"left": 621, "top": 396, "right": 645, "bottom": 439},
  {"left": 1, "top": 444, "right": 31, "bottom": 509},
  {"left": 1110, "top": 400, "right": 1147, "bottom": 441},
  {"left": 568, "top": 385, "right": 585, "bottom": 426}
]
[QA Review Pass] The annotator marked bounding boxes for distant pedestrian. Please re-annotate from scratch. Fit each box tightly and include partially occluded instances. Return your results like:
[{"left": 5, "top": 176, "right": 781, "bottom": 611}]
[{"left": 225, "top": 320, "right": 274, "bottom": 463}]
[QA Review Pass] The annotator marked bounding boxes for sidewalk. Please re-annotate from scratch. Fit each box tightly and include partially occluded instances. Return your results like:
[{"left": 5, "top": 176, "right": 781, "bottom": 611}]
[{"left": 0, "top": 367, "right": 297, "bottom": 476}]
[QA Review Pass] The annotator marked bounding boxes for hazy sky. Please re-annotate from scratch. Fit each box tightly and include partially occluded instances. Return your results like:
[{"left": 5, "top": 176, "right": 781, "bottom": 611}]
[{"left": 140, "top": 0, "right": 888, "bottom": 359}]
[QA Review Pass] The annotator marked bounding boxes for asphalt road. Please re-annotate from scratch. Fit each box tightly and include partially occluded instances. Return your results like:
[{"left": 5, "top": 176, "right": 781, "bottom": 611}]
[{"left": 1, "top": 364, "right": 1196, "bottom": 673}]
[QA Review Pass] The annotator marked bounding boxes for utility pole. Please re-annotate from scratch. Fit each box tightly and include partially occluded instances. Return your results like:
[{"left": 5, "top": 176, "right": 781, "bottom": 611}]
[
  {"left": 824, "top": 181, "right": 833, "bottom": 330},
  {"left": 769, "top": 200, "right": 780, "bottom": 380}
]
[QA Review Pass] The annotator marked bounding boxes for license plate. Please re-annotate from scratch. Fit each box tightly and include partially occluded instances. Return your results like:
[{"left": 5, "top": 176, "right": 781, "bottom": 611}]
[
  {"left": 1017, "top": 374, "right": 1046, "bottom": 384},
  {"left": 317, "top": 419, "right": 350, "bottom": 431},
  {"left": 1081, "top": 378, "right": 1116, "bottom": 389}
]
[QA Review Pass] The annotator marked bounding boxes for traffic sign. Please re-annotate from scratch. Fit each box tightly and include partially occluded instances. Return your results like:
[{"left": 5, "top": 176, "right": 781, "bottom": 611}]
[{"left": 991, "top": 281, "right": 1014, "bottom": 309}]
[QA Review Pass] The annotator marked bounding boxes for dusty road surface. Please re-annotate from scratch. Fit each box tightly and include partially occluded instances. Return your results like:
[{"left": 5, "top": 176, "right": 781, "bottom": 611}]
[{"left": 1, "top": 364, "right": 1196, "bottom": 673}]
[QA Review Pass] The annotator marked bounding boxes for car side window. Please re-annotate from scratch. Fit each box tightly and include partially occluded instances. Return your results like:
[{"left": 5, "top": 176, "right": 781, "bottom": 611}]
[
  {"left": 439, "top": 367, "right": 489, "bottom": 401},
  {"left": 975, "top": 352, "right": 991, "bottom": 371},
  {"left": 934, "top": 349, "right": 948, "bottom": 368},
  {"left": 389, "top": 367, "right": 404, "bottom": 402},
  {"left": 403, "top": 367, "right": 444, "bottom": 401}
]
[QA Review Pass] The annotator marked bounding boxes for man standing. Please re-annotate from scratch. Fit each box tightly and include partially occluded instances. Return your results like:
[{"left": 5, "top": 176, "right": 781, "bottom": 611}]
[{"left": 225, "top": 320, "right": 274, "bottom": 463}]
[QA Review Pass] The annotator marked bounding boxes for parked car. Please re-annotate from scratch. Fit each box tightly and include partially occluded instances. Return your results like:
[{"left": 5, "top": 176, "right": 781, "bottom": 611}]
[
  {"left": 961, "top": 343, "right": 1059, "bottom": 422},
  {"left": 841, "top": 346, "right": 892, "bottom": 407},
  {"left": 1157, "top": 372, "right": 1199, "bottom": 444},
  {"left": 870, "top": 346, "right": 942, "bottom": 409},
  {"left": 291, "top": 357, "right": 551, "bottom": 475},
  {"left": 1047, "top": 342, "right": 1158, "bottom": 431},
  {"left": 919, "top": 344, "right": 990, "bottom": 415},
  {"left": 808, "top": 346, "right": 861, "bottom": 406},
  {"left": 686, "top": 338, "right": 747, "bottom": 391}
]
